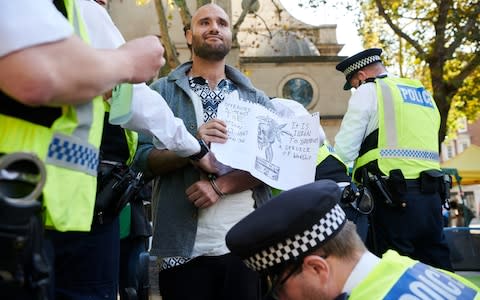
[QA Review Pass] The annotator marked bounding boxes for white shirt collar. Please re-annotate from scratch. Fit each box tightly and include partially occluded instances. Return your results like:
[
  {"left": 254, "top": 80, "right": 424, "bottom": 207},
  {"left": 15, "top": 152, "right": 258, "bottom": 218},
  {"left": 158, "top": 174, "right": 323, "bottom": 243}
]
[{"left": 342, "top": 251, "right": 381, "bottom": 294}]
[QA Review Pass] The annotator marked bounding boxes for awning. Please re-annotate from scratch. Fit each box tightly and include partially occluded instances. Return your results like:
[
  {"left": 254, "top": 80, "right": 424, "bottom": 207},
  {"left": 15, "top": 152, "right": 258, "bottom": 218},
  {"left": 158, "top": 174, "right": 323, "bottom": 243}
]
[{"left": 441, "top": 145, "right": 480, "bottom": 185}]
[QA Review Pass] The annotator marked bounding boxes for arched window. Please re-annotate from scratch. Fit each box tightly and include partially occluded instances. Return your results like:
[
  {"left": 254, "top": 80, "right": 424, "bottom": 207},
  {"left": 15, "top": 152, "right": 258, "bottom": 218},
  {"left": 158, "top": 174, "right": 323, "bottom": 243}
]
[{"left": 282, "top": 77, "right": 314, "bottom": 107}]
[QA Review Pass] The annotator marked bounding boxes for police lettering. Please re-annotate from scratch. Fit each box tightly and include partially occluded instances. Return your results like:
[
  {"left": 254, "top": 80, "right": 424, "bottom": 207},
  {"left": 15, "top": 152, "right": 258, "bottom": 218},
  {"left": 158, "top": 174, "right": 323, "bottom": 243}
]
[
  {"left": 397, "top": 85, "right": 434, "bottom": 108},
  {"left": 385, "top": 263, "right": 476, "bottom": 300}
]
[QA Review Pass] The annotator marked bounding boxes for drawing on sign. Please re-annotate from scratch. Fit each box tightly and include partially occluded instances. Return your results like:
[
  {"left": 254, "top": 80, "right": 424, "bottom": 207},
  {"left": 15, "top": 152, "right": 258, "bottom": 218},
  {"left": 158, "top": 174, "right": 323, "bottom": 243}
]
[{"left": 255, "top": 116, "right": 291, "bottom": 181}]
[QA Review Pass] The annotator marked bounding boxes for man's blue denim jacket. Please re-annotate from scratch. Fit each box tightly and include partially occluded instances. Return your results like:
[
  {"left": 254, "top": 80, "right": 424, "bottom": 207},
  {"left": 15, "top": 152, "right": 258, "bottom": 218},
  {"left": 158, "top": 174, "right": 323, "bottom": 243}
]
[{"left": 134, "top": 61, "right": 273, "bottom": 258}]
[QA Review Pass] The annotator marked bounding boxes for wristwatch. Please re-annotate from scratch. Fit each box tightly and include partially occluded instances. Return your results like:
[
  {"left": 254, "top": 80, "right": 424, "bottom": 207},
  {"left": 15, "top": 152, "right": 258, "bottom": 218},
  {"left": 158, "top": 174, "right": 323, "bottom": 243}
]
[{"left": 189, "top": 139, "right": 209, "bottom": 161}]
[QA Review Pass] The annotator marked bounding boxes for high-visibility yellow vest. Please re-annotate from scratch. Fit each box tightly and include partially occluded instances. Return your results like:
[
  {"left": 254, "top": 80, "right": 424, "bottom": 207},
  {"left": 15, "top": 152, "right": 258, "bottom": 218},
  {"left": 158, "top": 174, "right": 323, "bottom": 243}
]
[
  {"left": 124, "top": 129, "right": 138, "bottom": 165},
  {"left": 0, "top": 0, "right": 105, "bottom": 231},
  {"left": 316, "top": 141, "right": 346, "bottom": 170},
  {"left": 353, "top": 77, "right": 441, "bottom": 180},
  {"left": 349, "top": 250, "right": 479, "bottom": 299}
]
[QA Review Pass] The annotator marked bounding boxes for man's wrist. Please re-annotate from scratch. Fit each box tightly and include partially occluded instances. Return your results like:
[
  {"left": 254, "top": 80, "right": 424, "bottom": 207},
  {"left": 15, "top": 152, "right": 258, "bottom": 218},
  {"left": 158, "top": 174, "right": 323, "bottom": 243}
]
[
  {"left": 208, "top": 174, "right": 225, "bottom": 197},
  {"left": 189, "top": 139, "right": 209, "bottom": 161}
]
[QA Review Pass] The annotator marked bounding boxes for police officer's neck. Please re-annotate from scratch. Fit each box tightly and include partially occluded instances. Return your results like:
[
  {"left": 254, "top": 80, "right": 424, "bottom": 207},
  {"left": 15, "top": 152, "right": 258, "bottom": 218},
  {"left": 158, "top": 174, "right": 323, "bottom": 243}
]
[{"left": 363, "top": 63, "right": 387, "bottom": 78}]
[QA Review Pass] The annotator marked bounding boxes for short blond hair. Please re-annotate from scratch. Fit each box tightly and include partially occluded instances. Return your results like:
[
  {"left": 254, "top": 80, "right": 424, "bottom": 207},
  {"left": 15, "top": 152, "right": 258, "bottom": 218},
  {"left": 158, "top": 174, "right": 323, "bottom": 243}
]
[{"left": 313, "top": 221, "right": 366, "bottom": 260}]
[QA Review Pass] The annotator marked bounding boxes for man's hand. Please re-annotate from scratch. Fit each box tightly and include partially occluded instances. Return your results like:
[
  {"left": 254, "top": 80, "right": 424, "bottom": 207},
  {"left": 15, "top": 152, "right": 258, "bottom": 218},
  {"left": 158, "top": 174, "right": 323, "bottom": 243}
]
[
  {"left": 197, "top": 119, "right": 228, "bottom": 145},
  {"left": 119, "top": 36, "right": 165, "bottom": 83},
  {"left": 186, "top": 179, "right": 220, "bottom": 209},
  {"left": 191, "top": 119, "right": 229, "bottom": 174}
]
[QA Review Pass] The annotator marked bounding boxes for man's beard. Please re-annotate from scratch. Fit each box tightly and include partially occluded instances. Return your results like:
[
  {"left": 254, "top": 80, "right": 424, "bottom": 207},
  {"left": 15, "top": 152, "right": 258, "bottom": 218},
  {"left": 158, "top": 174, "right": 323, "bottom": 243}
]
[{"left": 192, "top": 36, "right": 231, "bottom": 61}]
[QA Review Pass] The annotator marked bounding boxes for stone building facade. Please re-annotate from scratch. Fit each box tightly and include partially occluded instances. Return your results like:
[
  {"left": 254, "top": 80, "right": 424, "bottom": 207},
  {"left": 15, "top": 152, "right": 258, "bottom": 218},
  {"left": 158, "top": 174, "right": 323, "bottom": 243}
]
[{"left": 108, "top": 0, "right": 351, "bottom": 142}]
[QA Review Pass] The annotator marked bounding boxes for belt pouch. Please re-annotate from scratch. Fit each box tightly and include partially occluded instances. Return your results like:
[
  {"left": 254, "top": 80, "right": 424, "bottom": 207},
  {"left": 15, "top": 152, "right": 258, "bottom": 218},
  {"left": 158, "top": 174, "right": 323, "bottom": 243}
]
[{"left": 419, "top": 169, "right": 442, "bottom": 194}]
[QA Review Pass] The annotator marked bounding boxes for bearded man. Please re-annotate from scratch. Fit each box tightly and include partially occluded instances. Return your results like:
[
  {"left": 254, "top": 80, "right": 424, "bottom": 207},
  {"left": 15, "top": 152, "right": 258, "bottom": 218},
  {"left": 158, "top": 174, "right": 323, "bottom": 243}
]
[{"left": 134, "top": 4, "right": 274, "bottom": 300}]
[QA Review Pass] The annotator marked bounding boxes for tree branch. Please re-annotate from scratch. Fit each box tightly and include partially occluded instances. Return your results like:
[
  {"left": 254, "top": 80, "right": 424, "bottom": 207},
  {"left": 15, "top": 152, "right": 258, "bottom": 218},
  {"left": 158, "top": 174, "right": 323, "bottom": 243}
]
[
  {"left": 173, "top": 0, "right": 192, "bottom": 29},
  {"left": 430, "top": 0, "right": 450, "bottom": 64},
  {"left": 450, "top": 52, "right": 480, "bottom": 89},
  {"left": 232, "top": 0, "right": 257, "bottom": 47},
  {"left": 445, "top": 4, "right": 480, "bottom": 58},
  {"left": 375, "top": 0, "right": 426, "bottom": 58},
  {"left": 252, "top": 13, "right": 273, "bottom": 39},
  {"left": 154, "top": 0, "right": 180, "bottom": 69}
]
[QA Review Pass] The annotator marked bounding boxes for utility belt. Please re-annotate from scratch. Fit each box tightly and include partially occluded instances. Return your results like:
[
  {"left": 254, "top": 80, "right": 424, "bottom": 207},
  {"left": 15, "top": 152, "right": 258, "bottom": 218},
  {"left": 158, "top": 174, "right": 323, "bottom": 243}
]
[
  {"left": 364, "top": 168, "right": 451, "bottom": 209},
  {"left": 94, "top": 160, "right": 144, "bottom": 225},
  {"left": 0, "top": 153, "right": 50, "bottom": 299}
]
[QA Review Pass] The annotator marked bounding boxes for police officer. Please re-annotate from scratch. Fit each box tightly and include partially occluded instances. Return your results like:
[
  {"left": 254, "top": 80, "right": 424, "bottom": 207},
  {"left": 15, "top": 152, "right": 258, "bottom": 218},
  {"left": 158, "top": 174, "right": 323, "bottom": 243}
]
[
  {"left": 226, "top": 180, "right": 479, "bottom": 300},
  {"left": 1, "top": 1, "right": 109, "bottom": 298},
  {"left": 334, "top": 48, "right": 452, "bottom": 270},
  {"left": 0, "top": 1, "right": 163, "bottom": 298}
]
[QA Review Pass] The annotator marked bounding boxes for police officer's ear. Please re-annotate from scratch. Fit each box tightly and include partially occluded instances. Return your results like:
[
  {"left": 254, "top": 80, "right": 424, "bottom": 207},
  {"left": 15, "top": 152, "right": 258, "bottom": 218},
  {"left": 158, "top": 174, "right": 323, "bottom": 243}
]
[
  {"left": 356, "top": 70, "right": 368, "bottom": 82},
  {"left": 303, "top": 255, "right": 330, "bottom": 281}
]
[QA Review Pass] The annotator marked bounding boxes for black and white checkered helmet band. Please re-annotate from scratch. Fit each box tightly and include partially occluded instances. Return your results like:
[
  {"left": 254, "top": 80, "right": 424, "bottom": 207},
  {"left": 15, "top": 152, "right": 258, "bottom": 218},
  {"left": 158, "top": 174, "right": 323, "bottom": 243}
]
[
  {"left": 243, "top": 204, "right": 346, "bottom": 272},
  {"left": 343, "top": 55, "right": 381, "bottom": 77}
]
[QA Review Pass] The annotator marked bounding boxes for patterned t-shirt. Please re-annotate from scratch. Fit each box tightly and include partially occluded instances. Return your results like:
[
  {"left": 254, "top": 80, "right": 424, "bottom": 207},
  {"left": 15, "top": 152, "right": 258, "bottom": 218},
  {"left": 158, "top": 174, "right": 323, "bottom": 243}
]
[
  {"left": 188, "top": 76, "right": 237, "bottom": 122},
  {"left": 161, "top": 75, "right": 237, "bottom": 271}
]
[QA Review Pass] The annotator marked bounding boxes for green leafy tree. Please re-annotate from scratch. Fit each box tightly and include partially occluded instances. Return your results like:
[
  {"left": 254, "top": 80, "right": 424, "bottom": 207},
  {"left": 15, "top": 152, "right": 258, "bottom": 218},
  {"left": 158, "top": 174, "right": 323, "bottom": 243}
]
[{"left": 357, "top": 0, "right": 480, "bottom": 143}]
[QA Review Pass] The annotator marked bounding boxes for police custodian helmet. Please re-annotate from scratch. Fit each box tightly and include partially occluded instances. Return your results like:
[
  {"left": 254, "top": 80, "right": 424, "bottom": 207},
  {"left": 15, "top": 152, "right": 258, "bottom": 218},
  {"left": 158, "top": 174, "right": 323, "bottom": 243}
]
[
  {"left": 226, "top": 180, "right": 346, "bottom": 274},
  {"left": 336, "top": 48, "right": 383, "bottom": 90}
]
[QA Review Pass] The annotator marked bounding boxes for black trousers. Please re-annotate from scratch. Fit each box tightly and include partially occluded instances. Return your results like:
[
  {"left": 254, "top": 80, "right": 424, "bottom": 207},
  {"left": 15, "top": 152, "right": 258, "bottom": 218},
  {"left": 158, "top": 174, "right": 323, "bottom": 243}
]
[
  {"left": 45, "top": 218, "right": 120, "bottom": 300},
  {"left": 343, "top": 205, "right": 369, "bottom": 242},
  {"left": 368, "top": 188, "right": 453, "bottom": 271},
  {"left": 158, "top": 253, "right": 261, "bottom": 300}
]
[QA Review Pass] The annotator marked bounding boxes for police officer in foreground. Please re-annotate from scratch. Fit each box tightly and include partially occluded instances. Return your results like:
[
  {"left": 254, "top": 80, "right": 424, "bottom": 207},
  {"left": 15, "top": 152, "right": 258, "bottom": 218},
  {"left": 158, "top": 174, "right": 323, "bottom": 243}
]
[
  {"left": 226, "top": 180, "right": 479, "bottom": 300},
  {"left": 334, "top": 48, "right": 452, "bottom": 270}
]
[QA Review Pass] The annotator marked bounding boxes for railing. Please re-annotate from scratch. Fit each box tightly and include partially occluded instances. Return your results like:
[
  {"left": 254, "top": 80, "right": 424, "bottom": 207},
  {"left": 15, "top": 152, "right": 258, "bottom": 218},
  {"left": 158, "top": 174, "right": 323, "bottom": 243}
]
[{"left": 444, "top": 226, "right": 480, "bottom": 271}]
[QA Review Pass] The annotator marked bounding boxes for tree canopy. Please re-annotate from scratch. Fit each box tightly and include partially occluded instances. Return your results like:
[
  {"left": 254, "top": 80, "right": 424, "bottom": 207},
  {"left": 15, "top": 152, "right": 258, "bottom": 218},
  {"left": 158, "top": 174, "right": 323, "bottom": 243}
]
[{"left": 356, "top": 0, "right": 480, "bottom": 142}]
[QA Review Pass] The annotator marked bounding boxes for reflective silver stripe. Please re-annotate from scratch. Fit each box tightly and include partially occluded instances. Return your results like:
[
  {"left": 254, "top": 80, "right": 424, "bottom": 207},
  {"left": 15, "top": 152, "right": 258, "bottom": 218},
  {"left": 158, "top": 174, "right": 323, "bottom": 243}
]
[
  {"left": 74, "top": 102, "right": 94, "bottom": 141},
  {"left": 51, "top": 1, "right": 97, "bottom": 173},
  {"left": 46, "top": 133, "right": 99, "bottom": 176},
  {"left": 71, "top": 1, "right": 81, "bottom": 36},
  {"left": 380, "top": 149, "right": 439, "bottom": 162},
  {"left": 70, "top": 2, "right": 94, "bottom": 141},
  {"left": 379, "top": 79, "right": 397, "bottom": 147}
]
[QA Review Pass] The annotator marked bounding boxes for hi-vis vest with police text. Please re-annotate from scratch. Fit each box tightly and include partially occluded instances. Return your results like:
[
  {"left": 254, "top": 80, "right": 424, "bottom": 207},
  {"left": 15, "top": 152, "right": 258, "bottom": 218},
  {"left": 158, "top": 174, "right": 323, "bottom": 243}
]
[
  {"left": 353, "top": 77, "right": 441, "bottom": 180},
  {"left": 0, "top": 0, "right": 104, "bottom": 231},
  {"left": 349, "top": 250, "right": 479, "bottom": 299}
]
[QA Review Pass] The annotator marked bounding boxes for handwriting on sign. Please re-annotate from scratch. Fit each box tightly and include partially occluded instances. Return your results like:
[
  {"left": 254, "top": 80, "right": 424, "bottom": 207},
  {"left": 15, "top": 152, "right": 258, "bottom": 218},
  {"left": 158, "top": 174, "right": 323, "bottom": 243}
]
[
  {"left": 222, "top": 102, "right": 251, "bottom": 143},
  {"left": 213, "top": 92, "right": 320, "bottom": 190}
]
